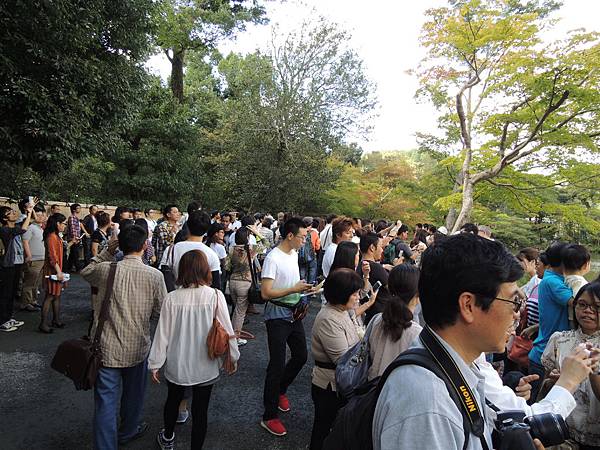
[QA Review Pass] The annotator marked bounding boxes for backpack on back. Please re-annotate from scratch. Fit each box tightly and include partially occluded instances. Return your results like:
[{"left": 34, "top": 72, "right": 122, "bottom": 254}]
[
  {"left": 382, "top": 238, "right": 400, "bottom": 264},
  {"left": 322, "top": 348, "right": 472, "bottom": 450},
  {"left": 298, "top": 230, "right": 316, "bottom": 264}
]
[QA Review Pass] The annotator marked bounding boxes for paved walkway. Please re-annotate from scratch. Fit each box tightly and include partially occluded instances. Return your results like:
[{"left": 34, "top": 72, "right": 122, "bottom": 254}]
[{"left": 0, "top": 275, "right": 317, "bottom": 450}]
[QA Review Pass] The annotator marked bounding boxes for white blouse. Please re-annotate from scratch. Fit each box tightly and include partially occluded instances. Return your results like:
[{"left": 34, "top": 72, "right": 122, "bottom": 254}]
[
  {"left": 542, "top": 328, "right": 600, "bottom": 446},
  {"left": 148, "top": 285, "right": 240, "bottom": 386}
]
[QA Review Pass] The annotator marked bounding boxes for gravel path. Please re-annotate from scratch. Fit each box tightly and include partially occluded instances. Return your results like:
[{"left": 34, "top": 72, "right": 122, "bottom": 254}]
[{"left": 0, "top": 274, "right": 319, "bottom": 450}]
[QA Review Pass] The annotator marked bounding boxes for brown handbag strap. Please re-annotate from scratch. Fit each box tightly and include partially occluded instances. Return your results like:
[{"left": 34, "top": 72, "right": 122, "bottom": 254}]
[
  {"left": 92, "top": 262, "right": 118, "bottom": 347},
  {"left": 244, "top": 244, "right": 258, "bottom": 287}
]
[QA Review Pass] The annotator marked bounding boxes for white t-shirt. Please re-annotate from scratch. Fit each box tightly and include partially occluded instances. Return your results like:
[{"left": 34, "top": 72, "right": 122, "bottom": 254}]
[
  {"left": 227, "top": 231, "right": 256, "bottom": 248},
  {"left": 210, "top": 242, "right": 227, "bottom": 260},
  {"left": 171, "top": 241, "right": 221, "bottom": 279},
  {"left": 319, "top": 224, "right": 333, "bottom": 251},
  {"left": 322, "top": 243, "right": 338, "bottom": 278},
  {"left": 262, "top": 246, "right": 301, "bottom": 321}
]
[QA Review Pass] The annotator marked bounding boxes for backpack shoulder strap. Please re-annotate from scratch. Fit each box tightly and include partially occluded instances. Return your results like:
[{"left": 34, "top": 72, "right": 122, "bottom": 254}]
[{"left": 377, "top": 348, "right": 472, "bottom": 450}]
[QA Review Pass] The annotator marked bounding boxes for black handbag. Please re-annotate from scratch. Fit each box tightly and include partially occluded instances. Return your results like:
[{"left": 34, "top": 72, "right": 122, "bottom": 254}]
[
  {"left": 51, "top": 262, "right": 117, "bottom": 390},
  {"left": 160, "top": 245, "right": 176, "bottom": 292},
  {"left": 245, "top": 244, "right": 265, "bottom": 305}
]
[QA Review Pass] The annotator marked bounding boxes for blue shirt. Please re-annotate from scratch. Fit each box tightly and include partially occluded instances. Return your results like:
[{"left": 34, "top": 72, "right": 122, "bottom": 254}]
[{"left": 529, "top": 270, "right": 573, "bottom": 364}]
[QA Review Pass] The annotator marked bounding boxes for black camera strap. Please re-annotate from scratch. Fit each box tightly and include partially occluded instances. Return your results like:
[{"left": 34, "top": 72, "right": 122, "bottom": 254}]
[{"left": 420, "top": 326, "right": 490, "bottom": 450}]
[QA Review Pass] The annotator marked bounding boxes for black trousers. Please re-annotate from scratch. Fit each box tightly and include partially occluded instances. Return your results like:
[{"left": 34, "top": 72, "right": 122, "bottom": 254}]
[
  {"left": 263, "top": 318, "right": 308, "bottom": 420},
  {"left": 528, "top": 360, "right": 546, "bottom": 405},
  {"left": 309, "top": 383, "right": 343, "bottom": 450},
  {"left": 0, "top": 265, "right": 20, "bottom": 324},
  {"left": 67, "top": 242, "right": 82, "bottom": 271},
  {"left": 163, "top": 380, "right": 213, "bottom": 449}
]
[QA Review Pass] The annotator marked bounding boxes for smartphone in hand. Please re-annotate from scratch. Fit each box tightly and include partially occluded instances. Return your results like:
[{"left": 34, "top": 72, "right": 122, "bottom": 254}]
[{"left": 372, "top": 280, "right": 383, "bottom": 292}]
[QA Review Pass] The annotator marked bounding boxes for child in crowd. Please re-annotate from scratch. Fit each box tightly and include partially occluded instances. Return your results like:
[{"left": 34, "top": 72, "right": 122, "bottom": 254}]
[
  {"left": 563, "top": 243, "right": 592, "bottom": 296},
  {"left": 562, "top": 244, "right": 591, "bottom": 328}
]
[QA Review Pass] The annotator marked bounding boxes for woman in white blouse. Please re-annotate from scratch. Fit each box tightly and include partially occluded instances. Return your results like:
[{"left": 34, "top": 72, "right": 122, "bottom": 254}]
[
  {"left": 149, "top": 250, "right": 239, "bottom": 450},
  {"left": 542, "top": 281, "right": 600, "bottom": 449}
]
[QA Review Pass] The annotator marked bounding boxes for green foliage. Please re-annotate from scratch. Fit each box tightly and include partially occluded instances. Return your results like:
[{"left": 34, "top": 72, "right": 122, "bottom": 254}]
[{"left": 0, "top": 0, "right": 155, "bottom": 172}]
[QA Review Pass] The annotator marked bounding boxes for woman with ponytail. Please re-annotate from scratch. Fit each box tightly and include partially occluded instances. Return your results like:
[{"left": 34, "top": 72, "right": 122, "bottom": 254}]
[{"left": 367, "top": 264, "right": 422, "bottom": 380}]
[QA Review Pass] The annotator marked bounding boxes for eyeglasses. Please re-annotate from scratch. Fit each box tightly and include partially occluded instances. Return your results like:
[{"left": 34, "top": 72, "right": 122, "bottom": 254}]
[
  {"left": 494, "top": 295, "right": 525, "bottom": 313},
  {"left": 575, "top": 301, "right": 600, "bottom": 313}
]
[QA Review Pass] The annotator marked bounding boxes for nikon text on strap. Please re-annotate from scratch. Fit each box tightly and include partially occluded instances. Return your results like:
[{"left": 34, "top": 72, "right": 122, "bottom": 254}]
[{"left": 419, "top": 325, "right": 490, "bottom": 450}]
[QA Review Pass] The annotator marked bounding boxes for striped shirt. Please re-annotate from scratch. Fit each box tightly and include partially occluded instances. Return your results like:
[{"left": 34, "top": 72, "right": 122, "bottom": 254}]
[{"left": 81, "top": 245, "right": 167, "bottom": 368}]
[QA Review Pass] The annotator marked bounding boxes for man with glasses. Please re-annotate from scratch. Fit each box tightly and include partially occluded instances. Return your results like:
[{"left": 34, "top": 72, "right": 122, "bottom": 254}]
[{"left": 373, "top": 234, "right": 597, "bottom": 450}]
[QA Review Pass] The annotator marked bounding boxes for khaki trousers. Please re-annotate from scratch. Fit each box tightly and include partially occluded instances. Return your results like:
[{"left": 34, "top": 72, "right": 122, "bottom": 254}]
[{"left": 21, "top": 260, "right": 44, "bottom": 307}]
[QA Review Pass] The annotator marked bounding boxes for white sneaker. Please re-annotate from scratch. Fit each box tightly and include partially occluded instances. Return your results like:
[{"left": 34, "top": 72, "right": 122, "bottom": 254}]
[
  {"left": 0, "top": 322, "right": 18, "bottom": 332},
  {"left": 237, "top": 338, "right": 248, "bottom": 346},
  {"left": 176, "top": 409, "right": 189, "bottom": 424},
  {"left": 7, "top": 319, "right": 24, "bottom": 327}
]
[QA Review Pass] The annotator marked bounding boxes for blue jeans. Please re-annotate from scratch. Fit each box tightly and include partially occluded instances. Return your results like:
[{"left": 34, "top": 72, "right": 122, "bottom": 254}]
[
  {"left": 94, "top": 359, "right": 148, "bottom": 450},
  {"left": 300, "top": 258, "right": 318, "bottom": 285}
]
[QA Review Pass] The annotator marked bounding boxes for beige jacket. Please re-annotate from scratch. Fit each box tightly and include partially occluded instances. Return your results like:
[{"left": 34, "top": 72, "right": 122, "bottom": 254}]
[
  {"left": 367, "top": 313, "right": 422, "bottom": 380},
  {"left": 311, "top": 304, "right": 360, "bottom": 391}
]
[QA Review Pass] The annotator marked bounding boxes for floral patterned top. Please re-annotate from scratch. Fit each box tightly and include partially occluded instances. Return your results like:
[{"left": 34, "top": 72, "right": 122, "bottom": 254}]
[{"left": 541, "top": 328, "right": 600, "bottom": 446}]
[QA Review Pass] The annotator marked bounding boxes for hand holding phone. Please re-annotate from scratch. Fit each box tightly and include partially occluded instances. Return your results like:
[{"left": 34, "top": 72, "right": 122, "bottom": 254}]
[{"left": 372, "top": 280, "right": 382, "bottom": 292}]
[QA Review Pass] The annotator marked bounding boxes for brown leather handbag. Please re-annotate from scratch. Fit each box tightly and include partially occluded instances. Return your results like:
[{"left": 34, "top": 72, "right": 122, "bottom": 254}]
[
  {"left": 206, "top": 289, "right": 236, "bottom": 374},
  {"left": 51, "top": 262, "right": 118, "bottom": 390}
]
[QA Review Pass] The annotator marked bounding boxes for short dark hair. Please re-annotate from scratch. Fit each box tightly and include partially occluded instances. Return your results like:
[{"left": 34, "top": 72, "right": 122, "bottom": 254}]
[
  {"left": 262, "top": 217, "right": 273, "bottom": 228},
  {"left": 573, "top": 281, "right": 600, "bottom": 329},
  {"left": 419, "top": 234, "right": 523, "bottom": 329},
  {"left": 162, "top": 204, "right": 179, "bottom": 217},
  {"left": 398, "top": 224, "right": 409, "bottom": 234},
  {"left": 187, "top": 201, "right": 201, "bottom": 215},
  {"left": 517, "top": 247, "right": 539, "bottom": 263},
  {"left": 118, "top": 224, "right": 148, "bottom": 255},
  {"left": 89, "top": 205, "right": 98, "bottom": 212},
  {"left": 281, "top": 217, "right": 305, "bottom": 239},
  {"left": 221, "top": 212, "right": 232, "bottom": 221},
  {"left": 330, "top": 241, "right": 360, "bottom": 273},
  {"left": 187, "top": 210, "right": 211, "bottom": 237},
  {"left": 206, "top": 222, "right": 225, "bottom": 244},
  {"left": 326, "top": 214, "right": 337, "bottom": 224},
  {"left": 134, "top": 218, "right": 149, "bottom": 233},
  {"left": 545, "top": 241, "right": 567, "bottom": 268},
  {"left": 177, "top": 250, "right": 212, "bottom": 288},
  {"left": 359, "top": 232, "right": 379, "bottom": 254},
  {"left": 144, "top": 208, "right": 153, "bottom": 216},
  {"left": 323, "top": 268, "right": 363, "bottom": 306},
  {"left": 235, "top": 227, "right": 250, "bottom": 245},
  {"left": 460, "top": 223, "right": 479, "bottom": 234},
  {"left": 18, "top": 198, "right": 28, "bottom": 213},
  {"left": 416, "top": 223, "right": 423, "bottom": 228},
  {"left": 70, "top": 203, "right": 81, "bottom": 213},
  {"left": 562, "top": 244, "right": 591, "bottom": 271},
  {"left": 96, "top": 212, "right": 111, "bottom": 228},
  {"left": 539, "top": 251, "right": 549, "bottom": 266},
  {"left": 241, "top": 215, "right": 255, "bottom": 227},
  {"left": 0, "top": 206, "right": 12, "bottom": 225}
]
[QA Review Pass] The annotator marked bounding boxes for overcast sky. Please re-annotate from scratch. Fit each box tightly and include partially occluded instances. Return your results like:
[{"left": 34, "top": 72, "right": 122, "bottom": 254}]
[{"left": 147, "top": 0, "right": 600, "bottom": 152}]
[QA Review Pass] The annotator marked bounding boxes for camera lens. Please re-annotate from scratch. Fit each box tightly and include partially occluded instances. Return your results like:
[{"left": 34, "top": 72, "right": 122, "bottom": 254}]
[{"left": 526, "top": 413, "right": 569, "bottom": 447}]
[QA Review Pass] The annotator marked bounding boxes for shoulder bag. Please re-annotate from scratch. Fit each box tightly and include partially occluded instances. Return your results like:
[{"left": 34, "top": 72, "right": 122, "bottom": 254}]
[
  {"left": 206, "top": 289, "right": 236, "bottom": 374},
  {"left": 245, "top": 244, "right": 264, "bottom": 305},
  {"left": 51, "top": 262, "right": 118, "bottom": 390},
  {"left": 160, "top": 245, "right": 176, "bottom": 292}
]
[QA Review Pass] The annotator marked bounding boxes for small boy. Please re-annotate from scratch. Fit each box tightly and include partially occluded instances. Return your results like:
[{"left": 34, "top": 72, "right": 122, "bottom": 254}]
[{"left": 561, "top": 243, "right": 591, "bottom": 327}]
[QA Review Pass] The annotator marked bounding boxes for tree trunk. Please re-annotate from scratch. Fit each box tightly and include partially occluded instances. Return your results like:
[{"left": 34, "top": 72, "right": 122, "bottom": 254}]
[
  {"left": 451, "top": 180, "right": 475, "bottom": 232},
  {"left": 170, "top": 48, "right": 185, "bottom": 103}
]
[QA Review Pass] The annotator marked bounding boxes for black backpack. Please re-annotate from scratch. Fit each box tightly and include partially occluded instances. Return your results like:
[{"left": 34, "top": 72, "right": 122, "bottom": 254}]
[{"left": 322, "top": 348, "right": 473, "bottom": 450}]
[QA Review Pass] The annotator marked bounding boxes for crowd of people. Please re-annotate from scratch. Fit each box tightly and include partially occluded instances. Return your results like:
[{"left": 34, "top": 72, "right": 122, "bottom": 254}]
[{"left": 1, "top": 197, "right": 600, "bottom": 450}]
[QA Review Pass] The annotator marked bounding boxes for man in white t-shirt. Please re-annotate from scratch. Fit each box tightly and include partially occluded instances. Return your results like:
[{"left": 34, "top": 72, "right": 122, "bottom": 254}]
[
  {"left": 319, "top": 214, "right": 336, "bottom": 253},
  {"left": 322, "top": 216, "right": 354, "bottom": 278},
  {"left": 171, "top": 211, "right": 221, "bottom": 290},
  {"left": 260, "top": 218, "right": 314, "bottom": 437}
]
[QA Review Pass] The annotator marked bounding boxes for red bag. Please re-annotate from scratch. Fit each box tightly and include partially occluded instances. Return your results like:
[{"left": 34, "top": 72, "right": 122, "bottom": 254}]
[{"left": 508, "top": 335, "right": 533, "bottom": 367}]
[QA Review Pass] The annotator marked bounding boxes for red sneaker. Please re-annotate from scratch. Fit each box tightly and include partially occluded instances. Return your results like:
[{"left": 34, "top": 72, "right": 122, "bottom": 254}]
[
  {"left": 261, "top": 418, "right": 287, "bottom": 436},
  {"left": 278, "top": 394, "right": 290, "bottom": 412}
]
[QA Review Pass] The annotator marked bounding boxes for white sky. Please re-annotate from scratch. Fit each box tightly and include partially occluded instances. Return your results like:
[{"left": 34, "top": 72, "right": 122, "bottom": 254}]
[{"left": 146, "top": 0, "right": 600, "bottom": 152}]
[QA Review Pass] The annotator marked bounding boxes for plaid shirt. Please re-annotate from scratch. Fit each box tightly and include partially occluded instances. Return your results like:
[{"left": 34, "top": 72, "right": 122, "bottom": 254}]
[
  {"left": 67, "top": 215, "right": 81, "bottom": 240},
  {"left": 152, "top": 221, "right": 179, "bottom": 266},
  {"left": 81, "top": 245, "right": 167, "bottom": 368}
]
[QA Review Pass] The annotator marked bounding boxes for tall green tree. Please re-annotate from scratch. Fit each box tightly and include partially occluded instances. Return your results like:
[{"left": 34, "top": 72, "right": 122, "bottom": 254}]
[
  {"left": 0, "top": 0, "right": 155, "bottom": 172},
  {"left": 155, "top": 0, "right": 266, "bottom": 102},
  {"left": 415, "top": 0, "right": 600, "bottom": 232}
]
